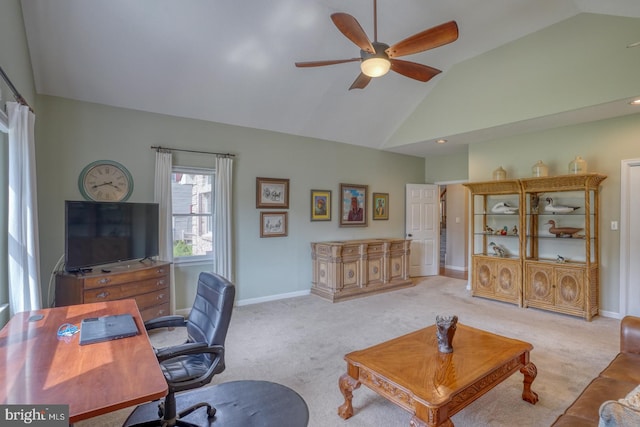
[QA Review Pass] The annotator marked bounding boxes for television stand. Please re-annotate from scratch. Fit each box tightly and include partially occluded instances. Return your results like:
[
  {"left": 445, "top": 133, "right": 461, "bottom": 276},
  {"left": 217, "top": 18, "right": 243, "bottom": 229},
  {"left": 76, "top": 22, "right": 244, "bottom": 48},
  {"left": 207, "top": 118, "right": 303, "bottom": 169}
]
[{"left": 55, "top": 260, "right": 171, "bottom": 322}]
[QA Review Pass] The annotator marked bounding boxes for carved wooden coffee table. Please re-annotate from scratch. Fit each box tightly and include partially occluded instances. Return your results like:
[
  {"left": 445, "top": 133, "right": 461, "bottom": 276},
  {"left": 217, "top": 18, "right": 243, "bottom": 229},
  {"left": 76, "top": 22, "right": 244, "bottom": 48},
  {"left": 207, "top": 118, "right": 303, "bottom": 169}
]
[{"left": 338, "top": 324, "right": 538, "bottom": 426}]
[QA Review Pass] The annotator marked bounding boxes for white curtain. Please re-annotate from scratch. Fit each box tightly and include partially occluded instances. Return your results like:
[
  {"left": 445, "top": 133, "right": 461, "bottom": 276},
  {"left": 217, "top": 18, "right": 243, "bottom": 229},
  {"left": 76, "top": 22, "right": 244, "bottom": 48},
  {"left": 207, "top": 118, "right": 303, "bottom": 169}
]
[
  {"left": 154, "top": 150, "right": 176, "bottom": 314},
  {"left": 214, "top": 156, "right": 233, "bottom": 281},
  {"left": 7, "top": 102, "right": 42, "bottom": 315}
]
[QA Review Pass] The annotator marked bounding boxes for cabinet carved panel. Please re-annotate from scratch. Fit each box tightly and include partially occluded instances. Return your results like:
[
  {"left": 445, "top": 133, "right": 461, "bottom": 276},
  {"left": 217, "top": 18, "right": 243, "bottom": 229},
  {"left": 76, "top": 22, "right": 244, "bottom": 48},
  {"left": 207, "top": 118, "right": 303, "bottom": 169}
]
[
  {"left": 472, "top": 256, "right": 521, "bottom": 305},
  {"left": 311, "top": 239, "right": 412, "bottom": 302}
]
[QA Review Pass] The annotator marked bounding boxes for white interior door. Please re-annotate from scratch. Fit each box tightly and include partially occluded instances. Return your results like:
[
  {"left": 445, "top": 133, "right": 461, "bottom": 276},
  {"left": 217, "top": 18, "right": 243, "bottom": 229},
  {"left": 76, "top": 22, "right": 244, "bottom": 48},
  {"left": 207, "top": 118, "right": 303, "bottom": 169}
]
[
  {"left": 621, "top": 159, "right": 640, "bottom": 316},
  {"left": 406, "top": 184, "right": 439, "bottom": 277}
]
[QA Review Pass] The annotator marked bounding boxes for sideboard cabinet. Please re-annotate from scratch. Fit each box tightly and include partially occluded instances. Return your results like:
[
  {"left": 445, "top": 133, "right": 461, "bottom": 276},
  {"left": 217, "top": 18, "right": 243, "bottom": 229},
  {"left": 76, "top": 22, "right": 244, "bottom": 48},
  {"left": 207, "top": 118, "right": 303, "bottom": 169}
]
[
  {"left": 55, "top": 260, "right": 171, "bottom": 322},
  {"left": 311, "top": 239, "right": 412, "bottom": 302}
]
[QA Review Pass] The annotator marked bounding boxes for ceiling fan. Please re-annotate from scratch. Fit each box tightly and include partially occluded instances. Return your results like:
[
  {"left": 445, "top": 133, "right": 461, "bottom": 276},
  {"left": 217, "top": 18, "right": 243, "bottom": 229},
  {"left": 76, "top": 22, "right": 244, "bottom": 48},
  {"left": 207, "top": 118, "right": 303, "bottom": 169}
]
[{"left": 295, "top": 0, "right": 459, "bottom": 90}]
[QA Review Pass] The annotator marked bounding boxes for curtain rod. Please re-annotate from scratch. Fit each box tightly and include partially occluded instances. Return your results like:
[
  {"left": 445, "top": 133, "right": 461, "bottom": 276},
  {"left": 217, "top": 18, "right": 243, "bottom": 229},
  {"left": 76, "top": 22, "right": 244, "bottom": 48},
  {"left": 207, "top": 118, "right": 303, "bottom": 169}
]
[
  {"left": 0, "top": 66, "right": 34, "bottom": 113},
  {"left": 150, "top": 145, "right": 235, "bottom": 157}
]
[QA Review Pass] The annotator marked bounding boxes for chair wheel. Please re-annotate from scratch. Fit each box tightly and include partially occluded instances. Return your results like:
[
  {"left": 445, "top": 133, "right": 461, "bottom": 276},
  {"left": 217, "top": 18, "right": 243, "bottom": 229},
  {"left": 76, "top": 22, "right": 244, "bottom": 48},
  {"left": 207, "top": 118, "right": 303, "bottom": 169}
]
[{"left": 207, "top": 407, "right": 216, "bottom": 418}]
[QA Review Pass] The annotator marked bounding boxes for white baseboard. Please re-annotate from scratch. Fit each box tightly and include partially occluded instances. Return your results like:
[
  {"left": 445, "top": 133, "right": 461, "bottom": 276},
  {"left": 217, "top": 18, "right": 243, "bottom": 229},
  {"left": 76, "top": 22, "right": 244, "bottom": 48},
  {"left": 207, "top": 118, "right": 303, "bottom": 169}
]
[
  {"left": 444, "top": 265, "right": 468, "bottom": 272},
  {"left": 175, "top": 308, "right": 190, "bottom": 317},
  {"left": 236, "top": 290, "right": 310, "bottom": 306},
  {"left": 173, "top": 290, "right": 311, "bottom": 315},
  {"left": 599, "top": 310, "right": 622, "bottom": 319}
]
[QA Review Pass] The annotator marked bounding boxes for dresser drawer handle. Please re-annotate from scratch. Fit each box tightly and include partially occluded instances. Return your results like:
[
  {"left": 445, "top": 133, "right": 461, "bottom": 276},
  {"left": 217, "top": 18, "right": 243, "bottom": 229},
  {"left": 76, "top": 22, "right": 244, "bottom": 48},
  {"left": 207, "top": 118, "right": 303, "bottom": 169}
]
[
  {"left": 157, "top": 309, "right": 165, "bottom": 316},
  {"left": 156, "top": 268, "right": 165, "bottom": 274},
  {"left": 157, "top": 280, "right": 165, "bottom": 286},
  {"left": 98, "top": 278, "right": 111, "bottom": 285},
  {"left": 96, "top": 291, "right": 110, "bottom": 299},
  {"left": 157, "top": 293, "right": 165, "bottom": 300}
]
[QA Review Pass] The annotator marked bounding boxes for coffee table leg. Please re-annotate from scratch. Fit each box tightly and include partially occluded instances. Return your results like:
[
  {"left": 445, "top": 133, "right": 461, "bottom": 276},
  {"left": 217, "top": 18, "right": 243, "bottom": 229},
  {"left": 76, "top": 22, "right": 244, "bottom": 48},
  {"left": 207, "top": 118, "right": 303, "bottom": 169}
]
[
  {"left": 411, "top": 405, "right": 454, "bottom": 427},
  {"left": 338, "top": 373, "right": 361, "bottom": 419},
  {"left": 520, "top": 362, "right": 539, "bottom": 404}
]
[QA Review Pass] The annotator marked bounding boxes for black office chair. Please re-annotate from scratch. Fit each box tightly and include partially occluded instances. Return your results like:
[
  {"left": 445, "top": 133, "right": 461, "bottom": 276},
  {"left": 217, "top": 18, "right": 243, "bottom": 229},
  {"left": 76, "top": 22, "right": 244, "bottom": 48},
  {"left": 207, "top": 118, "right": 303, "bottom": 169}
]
[{"left": 125, "top": 272, "right": 235, "bottom": 427}]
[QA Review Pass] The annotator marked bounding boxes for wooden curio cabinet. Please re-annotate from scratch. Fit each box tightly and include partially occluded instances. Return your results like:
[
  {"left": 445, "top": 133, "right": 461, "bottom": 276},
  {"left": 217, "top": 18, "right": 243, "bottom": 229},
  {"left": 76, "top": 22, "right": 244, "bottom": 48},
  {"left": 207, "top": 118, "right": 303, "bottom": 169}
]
[
  {"left": 464, "top": 180, "right": 524, "bottom": 306},
  {"left": 465, "top": 173, "right": 605, "bottom": 320},
  {"left": 521, "top": 173, "right": 606, "bottom": 321}
]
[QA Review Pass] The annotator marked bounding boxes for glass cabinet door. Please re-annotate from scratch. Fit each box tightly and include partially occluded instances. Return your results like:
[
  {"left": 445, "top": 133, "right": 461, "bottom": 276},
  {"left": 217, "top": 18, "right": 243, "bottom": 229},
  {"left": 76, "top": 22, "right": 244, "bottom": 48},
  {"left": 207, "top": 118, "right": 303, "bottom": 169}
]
[
  {"left": 525, "top": 190, "right": 595, "bottom": 264},
  {"left": 473, "top": 194, "right": 521, "bottom": 258}
]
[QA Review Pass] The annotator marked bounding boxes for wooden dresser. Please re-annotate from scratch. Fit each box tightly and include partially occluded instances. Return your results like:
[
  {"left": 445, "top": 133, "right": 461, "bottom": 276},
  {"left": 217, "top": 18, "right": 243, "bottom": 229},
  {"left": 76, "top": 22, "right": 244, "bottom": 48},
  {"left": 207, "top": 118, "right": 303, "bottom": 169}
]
[
  {"left": 311, "top": 238, "right": 412, "bottom": 302},
  {"left": 55, "top": 260, "right": 171, "bottom": 321}
]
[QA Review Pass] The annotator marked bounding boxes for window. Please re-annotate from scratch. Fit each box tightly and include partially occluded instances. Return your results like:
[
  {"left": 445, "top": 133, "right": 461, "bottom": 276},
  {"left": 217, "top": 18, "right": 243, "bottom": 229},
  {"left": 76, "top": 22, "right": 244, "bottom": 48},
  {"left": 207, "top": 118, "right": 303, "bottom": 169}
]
[{"left": 171, "top": 166, "right": 214, "bottom": 264}]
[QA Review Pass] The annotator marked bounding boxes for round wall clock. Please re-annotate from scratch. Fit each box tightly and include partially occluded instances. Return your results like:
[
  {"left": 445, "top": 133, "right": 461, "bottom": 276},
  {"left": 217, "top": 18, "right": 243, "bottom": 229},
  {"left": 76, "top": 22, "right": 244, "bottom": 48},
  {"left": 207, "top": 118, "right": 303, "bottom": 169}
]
[{"left": 78, "top": 160, "right": 134, "bottom": 202}]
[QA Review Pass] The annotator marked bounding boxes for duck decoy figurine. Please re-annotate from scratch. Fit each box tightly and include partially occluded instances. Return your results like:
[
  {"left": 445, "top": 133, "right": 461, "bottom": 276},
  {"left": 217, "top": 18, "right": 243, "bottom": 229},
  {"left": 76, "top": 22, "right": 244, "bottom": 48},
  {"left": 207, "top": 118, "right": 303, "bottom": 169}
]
[
  {"left": 491, "top": 202, "right": 518, "bottom": 214},
  {"left": 489, "top": 242, "right": 507, "bottom": 257},
  {"left": 544, "top": 198, "right": 580, "bottom": 214},
  {"left": 546, "top": 220, "right": 583, "bottom": 238}
]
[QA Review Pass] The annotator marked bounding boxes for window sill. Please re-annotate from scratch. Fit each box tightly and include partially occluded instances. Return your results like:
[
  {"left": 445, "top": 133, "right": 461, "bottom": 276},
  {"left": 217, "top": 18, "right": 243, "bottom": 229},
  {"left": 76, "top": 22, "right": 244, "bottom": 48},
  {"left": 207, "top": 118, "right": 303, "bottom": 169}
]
[{"left": 173, "top": 258, "right": 214, "bottom": 268}]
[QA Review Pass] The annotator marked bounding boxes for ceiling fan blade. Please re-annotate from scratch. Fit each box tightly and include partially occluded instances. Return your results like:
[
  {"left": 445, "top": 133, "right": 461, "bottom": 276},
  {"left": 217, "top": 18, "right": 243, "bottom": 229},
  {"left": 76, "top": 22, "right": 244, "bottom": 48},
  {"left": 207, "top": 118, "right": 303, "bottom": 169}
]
[
  {"left": 386, "top": 21, "right": 459, "bottom": 58},
  {"left": 349, "top": 73, "right": 372, "bottom": 90},
  {"left": 295, "top": 58, "right": 361, "bottom": 68},
  {"left": 331, "top": 13, "right": 375, "bottom": 53},
  {"left": 390, "top": 59, "right": 441, "bottom": 82}
]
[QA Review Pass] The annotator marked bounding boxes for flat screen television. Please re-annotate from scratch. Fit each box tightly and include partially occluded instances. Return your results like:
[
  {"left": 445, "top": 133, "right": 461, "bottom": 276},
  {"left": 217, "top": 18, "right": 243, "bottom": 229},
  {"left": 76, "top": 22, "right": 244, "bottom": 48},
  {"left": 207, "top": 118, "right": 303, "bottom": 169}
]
[{"left": 65, "top": 200, "right": 160, "bottom": 272}]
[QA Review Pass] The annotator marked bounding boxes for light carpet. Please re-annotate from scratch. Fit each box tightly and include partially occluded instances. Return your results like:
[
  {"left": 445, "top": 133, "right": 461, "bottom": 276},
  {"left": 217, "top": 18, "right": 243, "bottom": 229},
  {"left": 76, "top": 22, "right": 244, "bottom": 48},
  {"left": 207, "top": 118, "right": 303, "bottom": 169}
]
[{"left": 77, "top": 276, "right": 620, "bottom": 427}]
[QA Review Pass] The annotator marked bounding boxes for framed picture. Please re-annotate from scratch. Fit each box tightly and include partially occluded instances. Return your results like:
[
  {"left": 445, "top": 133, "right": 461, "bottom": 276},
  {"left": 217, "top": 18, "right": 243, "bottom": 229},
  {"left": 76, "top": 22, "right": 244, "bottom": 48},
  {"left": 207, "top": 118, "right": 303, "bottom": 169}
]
[
  {"left": 372, "top": 193, "right": 389, "bottom": 220},
  {"left": 310, "top": 189, "right": 331, "bottom": 221},
  {"left": 340, "top": 183, "right": 368, "bottom": 227},
  {"left": 260, "top": 211, "right": 288, "bottom": 237},
  {"left": 256, "top": 177, "right": 289, "bottom": 209}
]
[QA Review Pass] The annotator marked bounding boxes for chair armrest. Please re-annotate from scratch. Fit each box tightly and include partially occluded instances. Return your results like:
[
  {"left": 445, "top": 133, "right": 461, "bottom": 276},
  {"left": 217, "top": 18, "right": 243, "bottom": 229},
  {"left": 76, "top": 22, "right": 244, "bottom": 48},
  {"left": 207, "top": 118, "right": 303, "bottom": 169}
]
[
  {"left": 144, "top": 315, "right": 187, "bottom": 331},
  {"left": 155, "top": 343, "right": 224, "bottom": 363},
  {"left": 620, "top": 316, "right": 640, "bottom": 354}
]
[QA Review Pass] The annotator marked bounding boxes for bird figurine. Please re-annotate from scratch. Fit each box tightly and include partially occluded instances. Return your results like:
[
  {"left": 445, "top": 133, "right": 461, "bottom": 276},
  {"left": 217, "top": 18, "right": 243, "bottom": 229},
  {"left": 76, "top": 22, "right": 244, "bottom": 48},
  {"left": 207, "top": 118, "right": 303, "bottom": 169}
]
[
  {"left": 512, "top": 225, "right": 518, "bottom": 235},
  {"left": 546, "top": 220, "right": 583, "bottom": 238},
  {"left": 556, "top": 255, "right": 567, "bottom": 263},
  {"left": 491, "top": 202, "right": 518, "bottom": 214},
  {"left": 544, "top": 198, "right": 580, "bottom": 214},
  {"left": 485, "top": 225, "right": 494, "bottom": 234},
  {"left": 489, "top": 242, "right": 507, "bottom": 257}
]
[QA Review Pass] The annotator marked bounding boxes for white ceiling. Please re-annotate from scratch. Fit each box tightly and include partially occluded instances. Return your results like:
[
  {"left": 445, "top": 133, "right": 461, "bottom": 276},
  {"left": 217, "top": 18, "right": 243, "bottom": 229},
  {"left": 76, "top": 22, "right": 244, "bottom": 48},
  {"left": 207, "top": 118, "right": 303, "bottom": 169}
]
[{"left": 19, "top": 0, "right": 640, "bottom": 157}]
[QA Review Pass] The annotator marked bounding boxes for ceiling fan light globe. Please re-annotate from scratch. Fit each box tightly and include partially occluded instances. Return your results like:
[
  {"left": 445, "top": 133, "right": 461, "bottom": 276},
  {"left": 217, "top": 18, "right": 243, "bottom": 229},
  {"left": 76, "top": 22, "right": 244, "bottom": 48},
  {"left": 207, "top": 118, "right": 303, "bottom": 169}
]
[{"left": 361, "top": 58, "right": 391, "bottom": 77}]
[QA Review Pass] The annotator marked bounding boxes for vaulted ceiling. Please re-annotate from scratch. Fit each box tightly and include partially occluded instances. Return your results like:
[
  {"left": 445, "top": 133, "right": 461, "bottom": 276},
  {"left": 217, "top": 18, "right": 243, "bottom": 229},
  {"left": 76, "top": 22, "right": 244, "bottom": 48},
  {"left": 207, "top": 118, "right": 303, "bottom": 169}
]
[{"left": 20, "top": 0, "right": 640, "bottom": 156}]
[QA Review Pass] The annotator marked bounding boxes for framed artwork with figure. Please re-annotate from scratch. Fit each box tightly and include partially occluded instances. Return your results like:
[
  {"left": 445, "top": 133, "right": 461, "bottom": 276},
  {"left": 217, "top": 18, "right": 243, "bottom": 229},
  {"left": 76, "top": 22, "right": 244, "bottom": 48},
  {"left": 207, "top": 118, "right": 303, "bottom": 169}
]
[
  {"left": 340, "top": 183, "right": 368, "bottom": 227},
  {"left": 311, "top": 190, "right": 331, "bottom": 221},
  {"left": 256, "top": 177, "right": 289, "bottom": 209},
  {"left": 372, "top": 193, "right": 389, "bottom": 220}
]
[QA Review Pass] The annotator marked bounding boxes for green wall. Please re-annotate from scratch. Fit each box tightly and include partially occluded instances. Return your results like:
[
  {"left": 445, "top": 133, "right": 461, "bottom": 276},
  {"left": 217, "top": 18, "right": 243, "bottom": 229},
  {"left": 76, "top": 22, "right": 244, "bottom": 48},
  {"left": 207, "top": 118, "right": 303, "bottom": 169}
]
[
  {"left": 425, "top": 149, "right": 469, "bottom": 183},
  {"left": 34, "top": 96, "right": 425, "bottom": 309},
  {"left": 388, "top": 13, "right": 640, "bottom": 149}
]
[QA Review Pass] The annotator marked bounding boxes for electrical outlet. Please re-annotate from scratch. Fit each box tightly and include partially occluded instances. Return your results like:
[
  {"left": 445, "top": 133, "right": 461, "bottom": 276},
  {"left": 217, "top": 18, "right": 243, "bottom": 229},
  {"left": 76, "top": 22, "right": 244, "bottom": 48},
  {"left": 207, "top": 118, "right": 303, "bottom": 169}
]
[{"left": 611, "top": 221, "right": 619, "bottom": 231}]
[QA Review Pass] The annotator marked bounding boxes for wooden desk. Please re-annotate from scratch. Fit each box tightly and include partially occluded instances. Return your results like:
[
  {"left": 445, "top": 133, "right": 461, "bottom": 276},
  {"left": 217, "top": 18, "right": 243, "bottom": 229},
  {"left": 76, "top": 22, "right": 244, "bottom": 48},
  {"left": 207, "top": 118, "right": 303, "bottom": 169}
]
[
  {"left": 338, "top": 324, "right": 538, "bottom": 426},
  {"left": 0, "top": 299, "right": 167, "bottom": 424}
]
